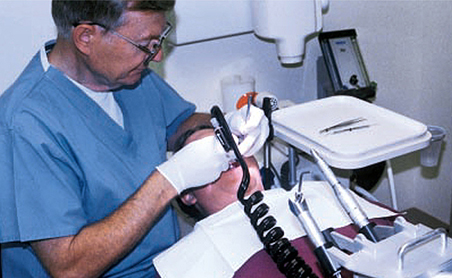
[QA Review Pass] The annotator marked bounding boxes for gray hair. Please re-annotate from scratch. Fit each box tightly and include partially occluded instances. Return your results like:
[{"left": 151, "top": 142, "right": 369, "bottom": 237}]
[{"left": 52, "top": 0, "right": 175, "bottom": 38}]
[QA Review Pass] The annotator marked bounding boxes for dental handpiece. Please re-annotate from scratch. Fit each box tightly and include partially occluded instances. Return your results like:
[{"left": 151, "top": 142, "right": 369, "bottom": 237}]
[
  {"left": 289, "top": 196, "right": 342, "bottom": 278},
  {"left": 310, "top": 149, "right": 379, "bottom": 243}
]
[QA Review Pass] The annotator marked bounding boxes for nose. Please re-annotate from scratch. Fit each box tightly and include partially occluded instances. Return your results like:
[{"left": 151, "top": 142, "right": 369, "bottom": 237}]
[
  {"left": 144, "top": 49, "right": 163, "bottom": 66},
  {"left": 151, "top": 48, "right": 164, "bottom": 63}
]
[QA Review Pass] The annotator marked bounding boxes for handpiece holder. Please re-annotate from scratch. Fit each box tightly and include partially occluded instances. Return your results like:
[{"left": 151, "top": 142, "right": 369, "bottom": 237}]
[{"left": 262, "top": 97, "right": 275, "bottom": 189}]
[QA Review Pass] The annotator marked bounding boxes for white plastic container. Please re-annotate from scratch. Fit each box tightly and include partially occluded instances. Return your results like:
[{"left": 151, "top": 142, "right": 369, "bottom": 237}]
[
  {"left": 420, "top": 125, "right": 446, "bottom": 167},
  {"left": 221, "top": 75, "right": 255, "bottom": 113}
]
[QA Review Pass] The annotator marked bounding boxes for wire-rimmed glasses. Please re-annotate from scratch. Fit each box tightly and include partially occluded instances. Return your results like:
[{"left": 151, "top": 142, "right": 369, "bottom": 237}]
[{"left": 73, "top": 21, "right": 173, "bottom": 65}]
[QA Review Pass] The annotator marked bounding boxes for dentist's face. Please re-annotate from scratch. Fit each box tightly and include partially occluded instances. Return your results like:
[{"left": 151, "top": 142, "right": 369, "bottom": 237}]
[
  {"left": 181, "top": 129, "right": 264, "bottom": 216},
  {"left": 87, "top": 11, "right": 167, "bottom": 90}
]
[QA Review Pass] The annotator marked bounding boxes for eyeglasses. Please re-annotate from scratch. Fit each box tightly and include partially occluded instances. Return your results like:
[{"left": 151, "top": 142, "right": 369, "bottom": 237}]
[{"left": 73, "top": 21, "right": 173, "bottom": 65}]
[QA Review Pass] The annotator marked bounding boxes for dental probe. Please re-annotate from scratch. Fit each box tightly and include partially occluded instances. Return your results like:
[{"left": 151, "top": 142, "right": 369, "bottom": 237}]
[
  {"left": 289, "top": 173, "right": 342, "bottom": 278},
  {"left": 245, "top": 94, "right": 252, "bottom": 123},
  {"left": 310, "top": 149, "right": 379, "bottom": 243}
]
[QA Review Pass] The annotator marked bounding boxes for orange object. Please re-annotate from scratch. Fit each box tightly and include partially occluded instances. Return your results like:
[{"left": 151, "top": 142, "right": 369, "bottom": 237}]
[{"left": 236, "top": 92, "right": 258, "bottom": 110}]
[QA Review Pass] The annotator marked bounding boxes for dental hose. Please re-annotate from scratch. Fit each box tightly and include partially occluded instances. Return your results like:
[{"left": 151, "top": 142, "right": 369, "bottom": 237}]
[{"left": 210, "top": 105, "right": 317, "bottom": 278}]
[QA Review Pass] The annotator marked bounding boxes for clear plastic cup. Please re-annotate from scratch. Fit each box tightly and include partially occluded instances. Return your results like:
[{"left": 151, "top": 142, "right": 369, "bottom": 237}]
[
  {"left": 221, "top": 75, "right": 255, "bottom": 113},
  {"left": 420, "top": 125, "right": 446, "bottom": 167}
]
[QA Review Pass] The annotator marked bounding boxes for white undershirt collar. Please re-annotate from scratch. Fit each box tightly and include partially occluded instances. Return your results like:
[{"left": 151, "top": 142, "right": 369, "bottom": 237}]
[{"left": 40, "top": 43, "right": 124, "bottom": 128}]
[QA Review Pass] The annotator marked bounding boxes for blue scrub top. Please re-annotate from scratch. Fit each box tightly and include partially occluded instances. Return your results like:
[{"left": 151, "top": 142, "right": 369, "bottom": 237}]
[{"left": 0, "top": 44, "right": 195, "bottom": 277}]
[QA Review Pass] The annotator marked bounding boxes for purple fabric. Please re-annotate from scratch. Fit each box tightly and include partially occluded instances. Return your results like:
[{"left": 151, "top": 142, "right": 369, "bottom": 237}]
[
  {"left": 233, "top": 218, "right": 395, "bottom": 278},
  {"left": 155, "top": 216, "right": 397, "bottom": 278}
]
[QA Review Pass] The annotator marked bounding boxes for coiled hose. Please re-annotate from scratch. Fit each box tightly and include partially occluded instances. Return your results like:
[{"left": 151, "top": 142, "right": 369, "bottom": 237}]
[{"left": 210, "top": 106, "right": 317, "bottom": 278}]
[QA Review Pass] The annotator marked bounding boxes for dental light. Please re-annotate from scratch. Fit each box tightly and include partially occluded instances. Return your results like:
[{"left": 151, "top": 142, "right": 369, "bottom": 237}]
[
  {"left": 251, "top": 0, "right": 330, "bottom": 64},
  {"left": 170, "top": 0, "right": 330, "bottom": 65}
]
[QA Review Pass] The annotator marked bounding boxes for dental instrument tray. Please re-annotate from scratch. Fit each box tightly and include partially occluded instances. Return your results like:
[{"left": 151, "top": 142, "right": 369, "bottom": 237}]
[{"left": 272, "top": 96, "right": 431, "bottom": 169}]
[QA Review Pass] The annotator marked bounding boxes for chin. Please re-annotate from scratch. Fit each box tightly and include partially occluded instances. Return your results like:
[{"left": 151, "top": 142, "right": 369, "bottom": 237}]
[
  {"left": 116, "top": 69, "right": 145, "bottom": 87},
  {"left": 246, "top": 178, "right": 263, "bottom": 196},
  {"left": 122, "top": 75, "right": 142, "bottom": 86}
]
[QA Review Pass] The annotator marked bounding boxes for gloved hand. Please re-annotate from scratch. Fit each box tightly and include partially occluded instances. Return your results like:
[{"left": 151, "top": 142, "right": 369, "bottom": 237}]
[
  {"left": 156, "top": 135, "right": 231, "bottom": 194},
  {"left": 225, "top": 105, "right": 269, "bottom": 157}
]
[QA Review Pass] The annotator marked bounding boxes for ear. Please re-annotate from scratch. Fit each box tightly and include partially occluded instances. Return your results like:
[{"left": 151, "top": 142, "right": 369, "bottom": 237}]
[
  {"left": 180, "top": 193, "right": 197, "bottom": 206},
  {"left": 72, "top": 24, "right": 98, "bottom": 55}
]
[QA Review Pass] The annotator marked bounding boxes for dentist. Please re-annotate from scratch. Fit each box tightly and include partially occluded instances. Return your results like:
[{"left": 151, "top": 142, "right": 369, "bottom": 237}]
[{"left": 0, "top": 1, "right": 268, "bottom": 277}]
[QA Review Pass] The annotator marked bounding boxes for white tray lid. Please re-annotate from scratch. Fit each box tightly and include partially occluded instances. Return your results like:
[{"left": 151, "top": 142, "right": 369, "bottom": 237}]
[{"left": 272, "top": 96, "right": 431, "bottom": 169}]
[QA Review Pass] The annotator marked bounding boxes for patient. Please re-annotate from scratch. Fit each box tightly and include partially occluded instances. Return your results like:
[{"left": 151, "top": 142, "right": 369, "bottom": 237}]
[
  {"left": 154, "top": 125, "right": 397, "bottom": 278},
  {"left": 174, "top": 126, "right": 264, "bottom": 221}
]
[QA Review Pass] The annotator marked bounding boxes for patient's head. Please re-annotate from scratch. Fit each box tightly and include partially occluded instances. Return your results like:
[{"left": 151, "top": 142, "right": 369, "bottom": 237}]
[{"left": 175, "top": 126, "right": 264, "bottom": 221}]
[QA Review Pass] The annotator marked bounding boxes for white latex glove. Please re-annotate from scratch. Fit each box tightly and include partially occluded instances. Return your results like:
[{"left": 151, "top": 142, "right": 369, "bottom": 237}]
[
  {"left": 225, "top": 105, "right": 269, "bottom": 157},
  {"left": 156, "top": 135, "right": 231, "bottom": 194}
]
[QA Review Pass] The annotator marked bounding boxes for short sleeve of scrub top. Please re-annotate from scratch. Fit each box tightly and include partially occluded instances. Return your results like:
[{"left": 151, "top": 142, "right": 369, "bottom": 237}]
[{"left": 0, "top": 49, "right": 195, "bottom": 277}]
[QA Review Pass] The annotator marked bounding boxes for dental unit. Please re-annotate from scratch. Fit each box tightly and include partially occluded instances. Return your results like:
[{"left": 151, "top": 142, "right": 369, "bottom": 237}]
[
  {"left": 170, "top": 0, "right": 449, "bottom": 276},
  {"left": 208, "top": 92, "right": 450, "bottom": 277}
]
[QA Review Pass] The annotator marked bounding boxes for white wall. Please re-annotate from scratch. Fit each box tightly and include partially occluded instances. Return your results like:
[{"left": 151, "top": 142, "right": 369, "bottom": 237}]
[
  {"left": 0, "top": 0, "right": 55, "bottom": 91},
  {"left": 1, "top": 0, "right": 451, "bottom": 224},
  {"left": 321, "top": 0, "right": 452, "bottom": 224}
]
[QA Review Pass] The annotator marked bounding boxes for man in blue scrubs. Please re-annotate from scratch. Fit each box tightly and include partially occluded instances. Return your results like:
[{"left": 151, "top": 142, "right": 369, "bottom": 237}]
[{"left": 0, "top": 1, "right": 268, "bottom": 277}]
